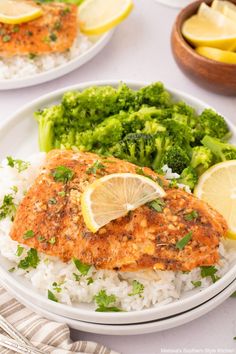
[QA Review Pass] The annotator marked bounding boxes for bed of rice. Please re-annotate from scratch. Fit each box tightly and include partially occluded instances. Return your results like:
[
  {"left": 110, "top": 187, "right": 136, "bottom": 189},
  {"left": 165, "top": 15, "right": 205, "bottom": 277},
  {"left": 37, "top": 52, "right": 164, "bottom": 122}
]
[
  {"left": 0, "top": 153, "right": 235, "bottom": 312},
  {"left": 0, "top": 31, "right": 92, "bottom": 80}
]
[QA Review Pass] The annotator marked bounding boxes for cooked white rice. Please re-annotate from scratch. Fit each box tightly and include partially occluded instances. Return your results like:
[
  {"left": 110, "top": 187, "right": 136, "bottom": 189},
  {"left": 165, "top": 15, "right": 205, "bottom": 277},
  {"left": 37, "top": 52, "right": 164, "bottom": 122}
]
[
  {"left": 0, "top": 153, "right": 235, "bottom": 311},
  {"left": 0, "top": 31, "right": 92, "bottom": 80}
]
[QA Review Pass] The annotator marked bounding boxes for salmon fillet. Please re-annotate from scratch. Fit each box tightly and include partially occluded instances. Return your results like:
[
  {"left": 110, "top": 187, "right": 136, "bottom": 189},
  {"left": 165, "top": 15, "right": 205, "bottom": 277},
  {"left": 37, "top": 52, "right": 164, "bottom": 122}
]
[
  {"left": 0, "top": 2, "right": 78, "bottom": 57},
  {"left": 10, "top": 150, "right": 228, "bottom": 272}
]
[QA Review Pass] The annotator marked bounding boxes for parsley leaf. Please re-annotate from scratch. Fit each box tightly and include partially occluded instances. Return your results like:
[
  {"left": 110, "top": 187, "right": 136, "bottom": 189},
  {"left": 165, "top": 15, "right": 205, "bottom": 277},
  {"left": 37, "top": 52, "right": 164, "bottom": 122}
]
[
  {"left": 23, "top": 230, "right": 34, "bottom": 240},
  {"left": 230, "top": 291, "right": 236, "bottom": 298},
  {"left": 0, "top": 194, "right": 16, "bottom": 220},
  {"left": 191, "top": 280, "right": 202, "bottom": 288},
  {"left": 49, "top": 237, "right": 56, "bottom": 245},
  {"left": 48, "top": 198, "right": 57, "bottom": 205},
  {"left": 184, "top": 210, "right": 199, "bottom": 221},
  {"left": 7, "top": 157, "right": 30, "bottom": 173},
  {"left": 200, "top": 266, "right": 220, "bottom": 283},
  {"left": 73, "top": 273, "right": 81, "bottom": 282},
  {"left": 87, "top": 277, "right": 94, "bottom": 285},
  {"left": 148, "top": 198, "right": 165, "bottom": 213},
  {"left": 93, "top": 290, "right": 122, "bottom": 312},
  {"left": 52, "top": 166, "right": 74, "bottom": 183},
  {"left": 86, "top": 160, "right": 105, "bottom": 175},
  {"left": 176, "top": 232, "right": 193, "bottom": 250},
  {"left": 18, "top": 248, "right": 40, "bottom": 269},
  {"left": 73, "top": 258, "right": 91, "bottom": 275},
  {"left": 128, "top": 280, "right": 144, "bottom": 297},
  {"left": 52, "top": 282, "right": 63, "bottom": 293},
  {"left": 16, "top": 245, "right": 24, "bottom": 257},
  {"left": 48, "top": 290, "right": 58, "bottom": 302}
]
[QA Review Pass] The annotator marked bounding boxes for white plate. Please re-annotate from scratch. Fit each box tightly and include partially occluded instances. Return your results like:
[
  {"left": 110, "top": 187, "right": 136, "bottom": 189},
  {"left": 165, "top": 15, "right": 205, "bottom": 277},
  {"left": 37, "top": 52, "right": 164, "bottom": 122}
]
[
  {"left": 0, "top": 80, "right": 236, "bottom": 325},
  {"left": 1, "top": 277, "right": 235, "bottom": 335},
  {"left": 0, "top": 31, "right": 114, "bottom": 90},
  {"left": 154, "top": 0, "right": 193, "bottom": 8}
]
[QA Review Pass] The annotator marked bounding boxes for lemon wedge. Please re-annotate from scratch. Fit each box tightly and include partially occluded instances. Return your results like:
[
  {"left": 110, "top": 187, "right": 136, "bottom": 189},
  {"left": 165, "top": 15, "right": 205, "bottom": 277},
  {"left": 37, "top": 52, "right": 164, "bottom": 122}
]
[
  {"left": 196, "top": 46, "right": 236, "bottom": 64},
  {"left": 182, "top": 3, "right": 236, "bottom": 50},
  {"left": 0, "top": 0, "right": 43, "bottom": 25},
  {"left": 212, "top": 0, "right": 236, "bottom": 22},
  {"left": 194, "top": 160, "right": 236, "bottom": 236},
  {"left": 81, "top": 173, "right": 166, "bottom": 233},
  {"left": 79, "top": 0, "right": 134, "bottom": 35}
]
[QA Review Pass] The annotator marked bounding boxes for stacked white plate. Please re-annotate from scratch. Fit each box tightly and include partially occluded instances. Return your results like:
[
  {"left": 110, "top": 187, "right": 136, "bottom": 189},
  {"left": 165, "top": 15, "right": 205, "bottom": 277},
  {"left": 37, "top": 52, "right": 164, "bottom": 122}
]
[{"left": 0, "top": 81, "right": 236, "bottom": 335}]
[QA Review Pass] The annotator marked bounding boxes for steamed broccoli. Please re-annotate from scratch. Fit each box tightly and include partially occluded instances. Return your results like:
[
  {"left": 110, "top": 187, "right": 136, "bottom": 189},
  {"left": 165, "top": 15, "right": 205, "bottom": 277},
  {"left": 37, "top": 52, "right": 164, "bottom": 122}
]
[
  {"left": 178, "top": 166, "right": 198, "bottom": 190},
  {"left": 190, "top": 146, "right": 213, "bottom": 176},
  {"left": 136, "top": 82, "right": 172, "bottom": 108},
  {"left": 111, "top": 133, "right": 155, "bottom": 167},
  {"left": 161, "top": 146, "right": 190, "bottom": 174},
  {"left": 202, "top": 136, "right": 236, "bottom": 162},
  {"left": 193, "top": 109, "right": 230, "bottom": 143}
]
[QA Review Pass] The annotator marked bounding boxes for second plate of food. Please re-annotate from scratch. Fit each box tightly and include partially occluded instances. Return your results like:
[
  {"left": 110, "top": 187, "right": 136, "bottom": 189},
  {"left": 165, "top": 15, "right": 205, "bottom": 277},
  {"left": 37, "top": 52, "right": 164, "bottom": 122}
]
[{"left": 0, "top": 81, "right": 235, "bottom": 324}]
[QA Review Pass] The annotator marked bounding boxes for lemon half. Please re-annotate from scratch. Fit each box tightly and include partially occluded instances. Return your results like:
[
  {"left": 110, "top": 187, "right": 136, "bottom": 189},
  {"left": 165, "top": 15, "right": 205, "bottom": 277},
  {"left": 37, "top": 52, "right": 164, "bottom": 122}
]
[
  {"left": 0, "top": 0, "right": 43, "bottom": 25},
  {"left": 81, "top": 173, "right": 166, "bottom": 233},
  {"left": 194, "top": 160, "right": 236, "bottom": 236},
  {"left": 79, "top": 0, "right": 134, "bottom": 35}
]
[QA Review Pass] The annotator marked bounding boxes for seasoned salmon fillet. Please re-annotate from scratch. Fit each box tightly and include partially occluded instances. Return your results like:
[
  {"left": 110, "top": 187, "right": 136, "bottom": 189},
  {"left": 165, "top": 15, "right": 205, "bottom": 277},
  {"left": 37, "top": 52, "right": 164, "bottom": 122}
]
[
  {"left": 10, "top": 150, "right": 228, "bottom": 272},
  {"left": 0, "top": 2, "right": 78, "bottom": 57}
]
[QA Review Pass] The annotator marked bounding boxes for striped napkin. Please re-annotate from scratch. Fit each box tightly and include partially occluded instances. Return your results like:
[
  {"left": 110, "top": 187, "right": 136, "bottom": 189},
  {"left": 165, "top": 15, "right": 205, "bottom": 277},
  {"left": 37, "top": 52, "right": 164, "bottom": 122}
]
[{"left": 0, "top": 286, "right": 119, "bottom": 354}]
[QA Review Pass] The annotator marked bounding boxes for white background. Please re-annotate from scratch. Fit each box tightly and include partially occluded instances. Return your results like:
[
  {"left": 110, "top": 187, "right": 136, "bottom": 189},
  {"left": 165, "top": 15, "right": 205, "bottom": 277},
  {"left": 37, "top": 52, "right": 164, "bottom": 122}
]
[{"left": 0, "top": 0, "right": 236, "bottom": 353}]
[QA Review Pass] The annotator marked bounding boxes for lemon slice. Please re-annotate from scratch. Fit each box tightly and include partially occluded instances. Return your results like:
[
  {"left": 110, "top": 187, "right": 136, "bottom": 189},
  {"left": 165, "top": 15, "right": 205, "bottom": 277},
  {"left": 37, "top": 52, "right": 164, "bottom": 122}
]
[
  {"left": 0, "top": 0, "right": 43, "bottom": 25},
  {"left": 79, "top": 0, "right": 134, "bottom": 35},
  {"left": 182, "top": 3, "right": 236, "bottom": 50},
  {"left": 212, "top": 0, "right": 236, "bottom": 22},
  {"left": 196, "top": 46, "right": 236, "bottom": 64},
  {"left": 81, "top": 173, "right": 166, "bottom": 233},
  {"left": 194, "top": 160, "right": 236, "bottom": 236}
]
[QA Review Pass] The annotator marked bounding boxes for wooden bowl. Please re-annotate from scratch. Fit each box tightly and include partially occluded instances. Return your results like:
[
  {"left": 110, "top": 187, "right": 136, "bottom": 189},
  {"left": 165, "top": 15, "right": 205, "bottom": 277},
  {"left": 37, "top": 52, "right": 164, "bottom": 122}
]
[{"left": 171, "top": 0, "right": 236, "bottom": 95}]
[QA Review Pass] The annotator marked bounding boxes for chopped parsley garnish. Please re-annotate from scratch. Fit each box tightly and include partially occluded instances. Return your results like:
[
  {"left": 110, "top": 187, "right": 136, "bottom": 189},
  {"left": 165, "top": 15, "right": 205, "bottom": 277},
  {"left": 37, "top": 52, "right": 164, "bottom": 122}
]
[
  {"left": 73, "top": 273, "right": 81, "bottom": 282},
  {"left": 191, "top": 280, "right": 202, "bottom": 288},
  {"left": 73, "top": 258, "right": 91, "bottom": 275},
  {"left": 49, "top": 237, "right": 56, "bottom": 245},
  {"left": 86, "top": 160, "right": 105, "bottom": 175},
  {"left": 135, "top": 167, "right": 155, "bottom": 181},
  {"left": 200, "top": 266, "right": 220, "bottom": 283},
  {"left": 8, "top": 267, "right": 15, "bottom": 273},
  {"left": 148, "top": 198, "right": 165, "bottom": 213},
  {"left": 49, "top": 33, "right": 57, "bottom": 42},
  {"left": 87, "top": 277, "right": 94, "bottom": 285},
  {"left": 13, "top": 25, "right": 20, "bottom": 33},
  {"left": 58, "top": 190, "right": 66, "bottom": 197},
  {"left": 23, "top": 230, "right": 34, "bottom": 240},
  {"left": 61, "top": 7, "right": 71, "bottom": 16},
  {"left": 0, "top": 194, "right": 16, "bottom": 221},
  {"left": 11, "top": 186, "right": 18, "bottom": 193},
  {"left": 52, "top": 282, "right": 63, "bottom": 293},
  {"left": 28, "top": 53, "right": 37, "bottom": 60},
  {"left": 48, "top": 198, "right": 57, "bottom": 205},
  {"left": 176, "top": 231, "right": 193, "bottom": 250},
  {"left": 16, "top": 245, "right": 24, "bottom": 257},
  {"left": 52, "top": 166, "right": 74, "bottom": 183},
  {"left": 18, "top": 248, "right": 40, "bottom": 270},
  {"left": 53, "top": 21, "right": 62, "bottom": 31},
  {"left": 38, "top": 236, "right": 46, "bottom": 243},
  {"left": 7, "top": 156, "right": 30, "bottom": 173},
  {"left": 48, "top": 290, "right": 58, "bottom": 302},
  {"left": 128, "top": 280, "right": 144, "bottom": 297},
  {"left": 2, "top": 35, "right": 11, "bottom": 42},
  {"left": 93, "top": 290, "right": 122, "bottom": 312},
  {"left": 230, "top": 291, "right": 236, "bottom": 298},
  {"left": 184, "top": 210, "right": 199, "bottom": 221}
]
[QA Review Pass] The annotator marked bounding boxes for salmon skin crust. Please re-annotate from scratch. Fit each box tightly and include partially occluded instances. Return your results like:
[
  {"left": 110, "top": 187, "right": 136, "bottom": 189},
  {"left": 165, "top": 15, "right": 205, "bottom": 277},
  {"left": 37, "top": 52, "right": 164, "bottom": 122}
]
[
  {"left": 10, "top": 150, "right": 228, "bottom": 272},
  {"left": 0, "top": 2, "right": 78, "bottom": 57}
]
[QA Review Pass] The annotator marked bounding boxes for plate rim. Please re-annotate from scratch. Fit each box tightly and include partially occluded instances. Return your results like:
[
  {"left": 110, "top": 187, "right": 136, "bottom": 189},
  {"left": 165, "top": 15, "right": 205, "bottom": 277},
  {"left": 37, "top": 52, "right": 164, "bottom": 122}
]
[{"left": 0, "top": 79, "right": 236, "bottom": 325}]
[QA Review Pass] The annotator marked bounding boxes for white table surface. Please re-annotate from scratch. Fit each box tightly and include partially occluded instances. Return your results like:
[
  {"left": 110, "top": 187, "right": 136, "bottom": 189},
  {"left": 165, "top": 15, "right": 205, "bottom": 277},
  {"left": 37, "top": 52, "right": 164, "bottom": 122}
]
[{"left": 0, "top": 0, "right": 236, "bottom": 353}]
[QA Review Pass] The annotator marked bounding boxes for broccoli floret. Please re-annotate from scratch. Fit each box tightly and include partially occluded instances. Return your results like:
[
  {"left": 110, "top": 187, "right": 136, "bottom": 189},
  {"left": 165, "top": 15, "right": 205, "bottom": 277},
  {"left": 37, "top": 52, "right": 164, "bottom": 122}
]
[
  {"left": 136, "top": 82, "right": 172, "bottom": 108},
  {"left": 202, "top": 135, "right": 236, "bottom": 162},
  {"left": 171, "top": 101, "right": 197, "bottom": 129},
  {"left": 178, "top": 166, "right": 198, "bottom": 190},
  {"left": 34, "top": 105, "right": 64, "bottom": 152},
  {"left": 193, "top": 109, "right": 230, "bottom": 143},
  {"left": 151, "top": 132, "right": 172, "bottom": 171},
  {"left": 190, "top": 146, "right": 213, "bottom": 176},
  {"left": 142, "top": 120, "right": 166, "bottom": 135},
  {"left": 161, "top": 146, "right": 190, "bottom": 174},
  {"left": 111, "top": 133, "right": 155, "bottom": 167}
]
